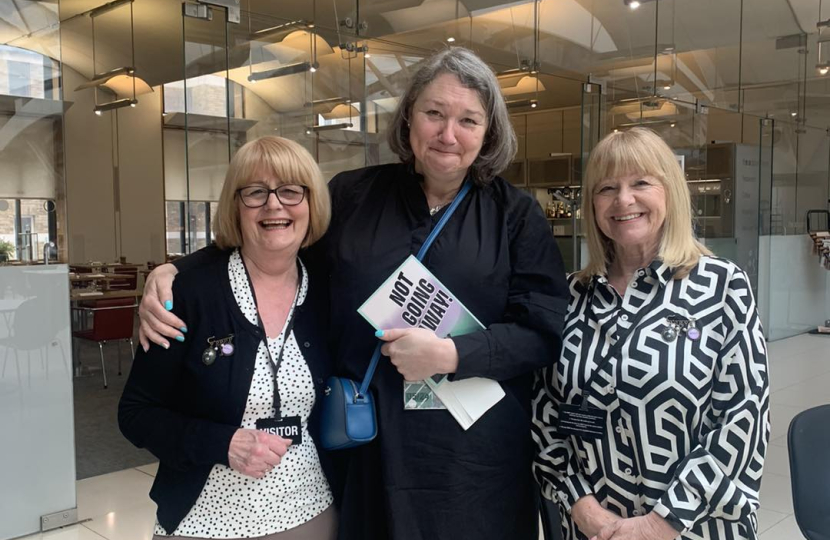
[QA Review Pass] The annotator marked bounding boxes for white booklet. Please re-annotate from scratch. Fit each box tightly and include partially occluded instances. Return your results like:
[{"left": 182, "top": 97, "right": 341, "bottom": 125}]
[{"left": 358, "top": 255, "right": 505, "bottom": 430}]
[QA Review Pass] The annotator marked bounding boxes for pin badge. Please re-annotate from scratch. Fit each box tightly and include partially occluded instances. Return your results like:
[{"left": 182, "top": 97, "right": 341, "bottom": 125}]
[
  {"left": 202, "top": 347, "right": 217, "bottom": 365},
  {"left": 202, "top": 334, "right": 235, "bottom": 365},
  {"left": 662, "top": 317, "right": 700, "bottom": 342},
  {"left": 686, "top": 320, "right": 701, "bottom": 341}
]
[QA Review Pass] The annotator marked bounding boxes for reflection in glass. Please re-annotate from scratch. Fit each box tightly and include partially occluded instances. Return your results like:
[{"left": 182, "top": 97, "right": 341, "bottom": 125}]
[{"left": 0, "top": 2, "right": 65, "bottom": 265}]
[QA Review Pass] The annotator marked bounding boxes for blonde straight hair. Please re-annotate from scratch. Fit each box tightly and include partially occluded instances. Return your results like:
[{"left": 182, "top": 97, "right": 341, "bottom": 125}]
[
  {"left": 213, "top": 136, "right": 331, "bottom": 250},
  {"left": 576, "top": 127, "right": 711, "bottom": 283}
]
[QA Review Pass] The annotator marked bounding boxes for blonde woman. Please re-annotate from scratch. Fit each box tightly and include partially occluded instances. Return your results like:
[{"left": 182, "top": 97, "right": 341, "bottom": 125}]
[
  {"left": 119, "top": 137, "right": 337, "bottom": 540},
  {"left": 532, "top": 128, "right": 770, "bottom": 540}
]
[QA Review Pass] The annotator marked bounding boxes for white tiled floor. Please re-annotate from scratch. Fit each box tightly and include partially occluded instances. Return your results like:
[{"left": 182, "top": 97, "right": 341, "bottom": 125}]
[{"left": 18, "top": 333, "right": 830, "bottom": 540}]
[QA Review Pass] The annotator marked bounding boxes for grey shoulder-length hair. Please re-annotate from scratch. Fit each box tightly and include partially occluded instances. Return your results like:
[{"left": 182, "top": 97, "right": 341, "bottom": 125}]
[{"left": 387, "top": 47, "right": 517, "bottom": 186}]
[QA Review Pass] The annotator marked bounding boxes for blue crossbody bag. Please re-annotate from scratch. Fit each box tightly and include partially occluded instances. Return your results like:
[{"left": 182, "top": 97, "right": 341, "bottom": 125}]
[{"left": 319, "top": 180, "right": 472, "bottom": 450}]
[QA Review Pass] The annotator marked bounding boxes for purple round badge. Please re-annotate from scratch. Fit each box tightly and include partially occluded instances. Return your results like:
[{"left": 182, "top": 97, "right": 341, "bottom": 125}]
[
  {"left": 221, "top": 343, "right": 235, "bottom": 356},
  {"left": 687, "top": 328, "right": 701, "bottom": 341}
]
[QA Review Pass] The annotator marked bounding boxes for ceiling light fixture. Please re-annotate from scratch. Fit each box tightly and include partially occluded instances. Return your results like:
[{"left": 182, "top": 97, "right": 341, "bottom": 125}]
[
  {"left": 505, "top": 98, "right": 538, "bottom": 109},
  {"left": 248, "top": 61, "right": 318, "bottom": 82},
  {"left": 501, "top": 75, "right": 547, "bottom": 96},
  {"left": 624, "top": 0, "right": 657, "bottom": 9},
  {"left": 447, "top": 37, "right": 456, "bottom": 42},
  {"left": 305, "top": 97, "right": 351, "bottom": 108},
  {"left": 76, "top": 66, "right": 134, "bottom": 89},
  {"left": 83, "top": 0, "right": 140, "bottom": 113},
  {"left": 309, "top": 122, "right": 354, "bottom": 132},
  {"left": 251, "top": 19, "right": 310, "bottom": 38},
  {"left": 93, "top": 98, "right": 137, "bottom": 115}
]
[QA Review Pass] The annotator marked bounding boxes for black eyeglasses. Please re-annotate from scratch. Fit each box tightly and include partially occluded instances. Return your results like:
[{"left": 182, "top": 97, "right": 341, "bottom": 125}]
[{"left": 236, "top": 185, "right": 307, "bottom": 208}]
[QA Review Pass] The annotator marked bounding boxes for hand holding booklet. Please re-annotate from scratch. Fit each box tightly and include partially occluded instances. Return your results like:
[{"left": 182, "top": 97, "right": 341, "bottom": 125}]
[{"left": 358, "top": 255, "right": 505, "bottom": 429}]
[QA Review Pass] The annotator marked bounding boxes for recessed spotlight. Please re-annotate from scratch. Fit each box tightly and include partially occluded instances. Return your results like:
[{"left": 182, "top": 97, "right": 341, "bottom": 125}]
[
  {"left": 791, "top": 112, "right": 798, "bottom": 117},
  {"left": 309, "top": 65, "right": 317, "bottom": 73},
  {"left": 613, "top": 128, "right": 619, "bottom": 133},
  {"left": 365, "top": 52, "right": 372, "bottom": 58},
  {"left": 628, "top": 0, "right": 641, "bottom": 9},
  {"left": 670, "top": 122, "right": 676, "bottom": 127},
  {"left": 663, "top": 84, "right": 672, "bottom": 90},
  {"left": 820, "top": 66, "right": 829, "bottom": 75},
  {"left": 94, "top": 110, "right": 102, "bottom": 116},
  {"left": 446, "top": 37, "right": 455, "bottom": 42},
  {"left": 531, "top": 102, "right": 537, "bottom": 108}
]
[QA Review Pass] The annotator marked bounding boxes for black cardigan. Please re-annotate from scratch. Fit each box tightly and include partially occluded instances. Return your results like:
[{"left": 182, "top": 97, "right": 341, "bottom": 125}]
[{"left": 118, "top": 249, "right": 334, "bottom": 534}]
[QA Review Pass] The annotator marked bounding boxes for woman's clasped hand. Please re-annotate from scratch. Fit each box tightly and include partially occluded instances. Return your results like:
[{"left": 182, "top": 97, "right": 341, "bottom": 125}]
[
  {"left": 375, "top": 328, "right": 459, "bottom": 381},
  {"left": 227, "top": 428, "right": 292, "bottom": 479}
]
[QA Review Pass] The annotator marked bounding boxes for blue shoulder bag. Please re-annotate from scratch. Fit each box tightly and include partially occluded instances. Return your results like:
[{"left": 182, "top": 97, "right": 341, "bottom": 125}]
[{"left": 319, "top": 180, "right": 472, "bottom": 450}]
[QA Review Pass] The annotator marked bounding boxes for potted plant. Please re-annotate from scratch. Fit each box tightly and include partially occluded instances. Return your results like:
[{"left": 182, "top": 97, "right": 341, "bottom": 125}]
[{"left": 0, "top": 239, "right": 14, "bottom": 262}]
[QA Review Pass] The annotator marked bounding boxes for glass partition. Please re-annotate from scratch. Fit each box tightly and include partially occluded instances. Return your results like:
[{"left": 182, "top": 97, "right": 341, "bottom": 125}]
[
  {"left": 0, "top": 35, "right": 65, "bottom": 263},
  {"left": 0, "top": 2, "right": 76, "bottom": 538},
  {"left": 158, "top": 0, "right": 830, "bottom": 340}
]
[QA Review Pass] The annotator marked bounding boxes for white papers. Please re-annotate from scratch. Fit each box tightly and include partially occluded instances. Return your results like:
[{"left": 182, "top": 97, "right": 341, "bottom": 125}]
[
  {"left": 425, "top": 376, "right": 505, "bottom": 430},
  {"left": 358, "top": 255, "right": 504, "bottom": 429}
]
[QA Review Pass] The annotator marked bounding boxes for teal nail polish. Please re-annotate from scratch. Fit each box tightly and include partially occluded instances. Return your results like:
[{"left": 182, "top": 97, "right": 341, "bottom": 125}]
[
  {"left": 164, "top": 300, "right": 173, "bottom": 311},
  {"left": 175, "top": 335, "right": 185, "bottom": 343},
  {"left": 180, "top": 327, "right": 188, "bottom": 333},
  {"left": 375, "top": 329, "right": 384, "bottom": 338}
]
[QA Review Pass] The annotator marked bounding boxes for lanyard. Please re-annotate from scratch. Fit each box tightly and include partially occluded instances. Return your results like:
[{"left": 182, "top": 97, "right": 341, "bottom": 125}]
[
  {"left": 579, "top": 272, "right": 670, "bottom": 410},
  {"left": 240, "top": 252, "right": 300, "bottom": 417}
]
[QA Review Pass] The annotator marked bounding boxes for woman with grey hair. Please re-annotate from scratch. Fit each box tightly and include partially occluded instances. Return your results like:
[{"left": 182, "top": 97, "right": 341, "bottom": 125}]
[{"left": 137, "top": 47, "right": 568, "bottom": 540}]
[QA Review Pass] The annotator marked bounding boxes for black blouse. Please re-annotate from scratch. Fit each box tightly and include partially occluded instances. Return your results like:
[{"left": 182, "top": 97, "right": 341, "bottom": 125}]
[{"left": 313, "top": 163, "right": 568, "bottom": 540}]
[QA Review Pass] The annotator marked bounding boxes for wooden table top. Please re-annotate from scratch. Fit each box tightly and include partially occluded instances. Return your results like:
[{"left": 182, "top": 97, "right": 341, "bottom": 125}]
[
  {"left": 69, "top": 273, "right": 123, "bottom": 281},
  {"left": 70, "top": 289, "right": 141, "bottom": 301}
]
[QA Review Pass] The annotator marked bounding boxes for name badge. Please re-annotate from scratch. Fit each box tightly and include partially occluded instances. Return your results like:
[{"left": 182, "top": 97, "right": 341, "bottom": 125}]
[
  {"left": 256, "top": 416, "right": 302, "bottom": 446},
  {"left": 557, "top": 403, "right": 607, "bottom": 439}
]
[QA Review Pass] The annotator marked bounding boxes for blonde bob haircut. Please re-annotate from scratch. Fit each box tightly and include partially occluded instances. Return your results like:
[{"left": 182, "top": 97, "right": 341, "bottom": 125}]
[
  {"left": 213, "top": 136, "right": 331, "bottom": 250},
  {"left": 576, "top": 127, "right": 711, "bottom": 283}
]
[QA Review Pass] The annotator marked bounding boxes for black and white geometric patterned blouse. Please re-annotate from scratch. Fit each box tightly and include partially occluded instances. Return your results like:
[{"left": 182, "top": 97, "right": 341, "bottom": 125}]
[
  {"left": 155, "top": 249, "right": 333, "bottom": 538},
  {"left": 532, "top": 256, "right": 770, "bottom": 540}
]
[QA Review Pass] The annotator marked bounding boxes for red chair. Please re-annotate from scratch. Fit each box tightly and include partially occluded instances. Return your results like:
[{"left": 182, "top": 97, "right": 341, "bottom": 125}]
[{"left": 72, "top": 298, "right": 136, "bottom": 389}]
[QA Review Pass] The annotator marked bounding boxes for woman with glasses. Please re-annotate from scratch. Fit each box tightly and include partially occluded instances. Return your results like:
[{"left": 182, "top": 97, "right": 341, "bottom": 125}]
[{"left": 119, "top": 136, "right": 338, "bottom": 540}]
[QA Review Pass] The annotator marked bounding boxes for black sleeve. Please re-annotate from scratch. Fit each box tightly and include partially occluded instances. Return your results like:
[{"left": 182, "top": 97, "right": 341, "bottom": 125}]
[
  {"left": 450, "top": 191, "right": 568, "bottom": 381},
  {"left": 118, "top": 286, "right": 238, "bottom": 472},
  {"left": 171, "top": 244, "right": 225, "bottom": 273}
]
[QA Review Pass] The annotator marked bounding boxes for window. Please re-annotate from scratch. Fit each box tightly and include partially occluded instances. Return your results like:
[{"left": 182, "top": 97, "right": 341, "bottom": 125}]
[
  {"left": 0, "top": 198, "right": 56, "bottom": 262},
  {"left": 0, "top": 45, "right": 53, "bottom": 99},
  {"left": 165, "top": 200, "right": 216, "bottom": 255}
]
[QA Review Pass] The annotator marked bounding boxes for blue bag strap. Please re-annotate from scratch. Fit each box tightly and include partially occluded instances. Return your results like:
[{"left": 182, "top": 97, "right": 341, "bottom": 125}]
[{"left": 355, "top": 180, "right": 472, "bottom": 400}]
